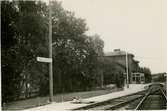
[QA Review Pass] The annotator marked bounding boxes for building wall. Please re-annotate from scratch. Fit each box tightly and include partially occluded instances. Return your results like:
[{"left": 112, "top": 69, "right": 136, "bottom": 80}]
[{"left": 103, "top": 54, "right": 139, "bottom": 83}]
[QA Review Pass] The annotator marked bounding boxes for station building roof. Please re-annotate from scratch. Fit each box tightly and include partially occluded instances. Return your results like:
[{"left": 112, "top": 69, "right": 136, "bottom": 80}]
[{"left": 104, "top": 49, "right": 134, "bottom": 57}]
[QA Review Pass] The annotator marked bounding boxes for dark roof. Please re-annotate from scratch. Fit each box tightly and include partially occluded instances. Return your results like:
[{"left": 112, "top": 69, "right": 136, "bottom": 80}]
[{"left": 104, "top": 49, "right": 134, "bottom": 57}]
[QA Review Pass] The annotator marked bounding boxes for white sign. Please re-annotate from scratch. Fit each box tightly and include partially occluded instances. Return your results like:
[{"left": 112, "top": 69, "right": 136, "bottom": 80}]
[{"left": 37, "top": 57, "right": 52, "bottom": 63}]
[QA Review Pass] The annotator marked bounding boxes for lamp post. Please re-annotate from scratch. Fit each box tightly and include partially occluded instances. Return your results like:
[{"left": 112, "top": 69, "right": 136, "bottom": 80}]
[{"left": 126, "top": 51, "right": 129, "bottom": 88}]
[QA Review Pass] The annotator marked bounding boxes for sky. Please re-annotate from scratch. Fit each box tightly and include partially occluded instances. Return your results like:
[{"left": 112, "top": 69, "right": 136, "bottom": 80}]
[{"left": 54, "top": 0, "right": 167, "bottom": 73}]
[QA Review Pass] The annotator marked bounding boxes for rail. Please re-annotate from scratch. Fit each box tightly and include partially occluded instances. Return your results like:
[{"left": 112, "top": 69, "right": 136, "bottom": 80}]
[
  {"left": 105, "top": 95, "right": 143, "bottom": 110},
  {"left": 160, "top": 88, "right": 167, "bottom": 100},
  {"left": 73, "top": 90, "right": 146, "bottom": 110},
  {"left": 135, "top": 91, "right": 150, "bottom": 110},
  {"left": 135, "top": 88, "right": 166, "bottom": 110},
  {"left": 73, "top": 84, "right": 166, "bottom": 110}
]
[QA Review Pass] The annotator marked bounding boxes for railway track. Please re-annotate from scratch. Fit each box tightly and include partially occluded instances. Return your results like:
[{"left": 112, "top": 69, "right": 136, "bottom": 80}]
[
  {"left": 73, "top": 90, "right": 147, "bottom": 110},
  {"left": 73, "top": 84, "right": 167, "bottom": 110},
  {"left": 135, "top": 88, "right": 167, "bottom": 110}
]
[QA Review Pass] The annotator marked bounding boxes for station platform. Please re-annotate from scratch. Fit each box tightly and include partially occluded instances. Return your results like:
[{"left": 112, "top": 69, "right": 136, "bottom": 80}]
[{"left": 22, "top": 84, "right": 148, "bottom": 111}]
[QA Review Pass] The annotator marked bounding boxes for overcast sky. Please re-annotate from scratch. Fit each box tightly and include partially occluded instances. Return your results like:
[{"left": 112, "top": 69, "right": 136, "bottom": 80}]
[{"left": 55, "top": 0, "right": 167, "bottom": 73}]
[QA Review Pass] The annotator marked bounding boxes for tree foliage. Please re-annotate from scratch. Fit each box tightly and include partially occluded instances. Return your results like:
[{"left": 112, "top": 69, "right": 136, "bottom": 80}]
[
  {"left": 1, "top": 0, "right": 105, "bottom": 102},
  {"left": 2, "top": 0, "right": 50, "bottom": 101},
  {"left": 138, "top": 67, "right": 152, "bottom": 83},
  {"left": 102, "top": 59, "right": 125, "bottom": 87}
]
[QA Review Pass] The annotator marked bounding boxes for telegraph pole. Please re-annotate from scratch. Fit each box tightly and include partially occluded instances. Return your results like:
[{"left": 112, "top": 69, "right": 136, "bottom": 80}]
[
  {"left": 49, "top": 0, "right": 53, "bottom": 102},
  {"left": 126, "top": 52, "right": 129, "bottom": 88}
]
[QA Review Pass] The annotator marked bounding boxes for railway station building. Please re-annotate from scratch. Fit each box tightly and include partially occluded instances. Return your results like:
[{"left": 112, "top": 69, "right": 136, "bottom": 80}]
[{"left": 103, "top": 49, "right": 142, "bottom": 84}]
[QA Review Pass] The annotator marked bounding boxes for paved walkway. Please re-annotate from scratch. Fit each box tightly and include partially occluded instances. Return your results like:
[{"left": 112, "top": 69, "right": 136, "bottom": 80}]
[{"left": 23, "top": 84, "right": 148, "bottom": 111}]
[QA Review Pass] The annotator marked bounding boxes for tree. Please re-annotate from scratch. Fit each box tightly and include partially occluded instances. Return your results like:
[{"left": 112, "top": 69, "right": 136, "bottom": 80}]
[
  {"left": 1, "top": 0, "right": 49, "bottom": 102},
  {"left": 138, "top": 67, "right": 152, "bottom": 83},
  {"left": 2, "top": 1, "right": 21, "bottom": 102},
  {"left": 2, "top": 0, "right": 105, "bottom": 102},
  {"left": 50, "top": 1, "right": 105, "bottom": 92},
  {"left": 101, "top": 59, "right": 125, "bottom": 87},
  {"left": 86, "top": 34, "right": 104, "bottom": 87}
]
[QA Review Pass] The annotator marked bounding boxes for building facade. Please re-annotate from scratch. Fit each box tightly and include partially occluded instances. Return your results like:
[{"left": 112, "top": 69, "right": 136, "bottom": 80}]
[{"left": 104, "top": 49, "right": 140, "bottom": 83}]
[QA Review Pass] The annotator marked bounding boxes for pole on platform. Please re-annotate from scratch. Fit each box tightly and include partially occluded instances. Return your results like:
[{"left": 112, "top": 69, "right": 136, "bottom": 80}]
[
  {"left": 49, "top": 0, "right": 53, "bottom": 102},
  {"left": 126, "top": 52, "right": 129, "bottom": 88}
]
